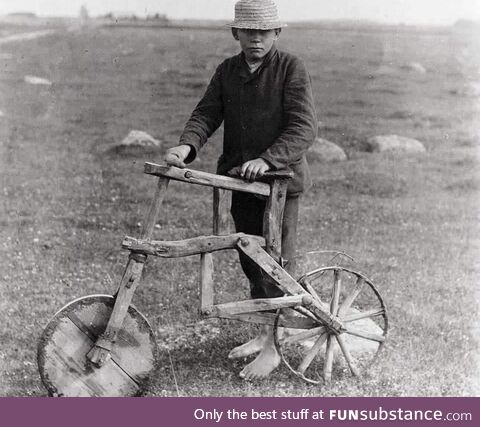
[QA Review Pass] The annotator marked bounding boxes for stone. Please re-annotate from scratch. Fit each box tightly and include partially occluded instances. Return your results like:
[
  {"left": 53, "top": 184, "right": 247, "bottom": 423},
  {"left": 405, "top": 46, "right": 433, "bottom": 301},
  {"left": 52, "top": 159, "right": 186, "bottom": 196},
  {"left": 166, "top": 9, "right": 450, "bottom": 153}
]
[
  {"left": 366, "top": 135, "right": 426, "bottom": 154},
  {"left": 450, "top": 82, "right": 480, "bottom": 97},
  {"left": 308, "top": 138, "right": 347, "bottom": 162},
  {"left": 121, "top": 48, "right": 135, "bottom": 56},
  {"left": 401, "top": 62, "right": 427, "bottom": 74},
  {"left": 24, "top": 75, "right": 52, "bottom": 86},
  {"left": 0, "top": 30, "right": 55, "bottom": 46},
  {"left": 118, "top": 130, "right": 162, "bottom": 149}
]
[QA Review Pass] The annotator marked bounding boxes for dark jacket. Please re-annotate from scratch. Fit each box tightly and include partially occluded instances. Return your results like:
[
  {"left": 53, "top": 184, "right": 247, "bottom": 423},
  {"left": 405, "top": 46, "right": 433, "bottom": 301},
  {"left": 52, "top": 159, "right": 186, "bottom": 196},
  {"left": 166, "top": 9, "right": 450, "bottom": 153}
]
[{"left": 179, "top": 46, "right": 317, "bottom": 194}]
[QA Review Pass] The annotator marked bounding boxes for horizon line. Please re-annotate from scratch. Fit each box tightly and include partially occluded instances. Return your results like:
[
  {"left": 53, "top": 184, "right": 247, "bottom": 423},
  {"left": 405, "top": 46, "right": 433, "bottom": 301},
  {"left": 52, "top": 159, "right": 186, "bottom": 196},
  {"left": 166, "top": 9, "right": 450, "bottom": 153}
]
[{"left": 1, "top": 13, "right": 477, "bottom": 28}]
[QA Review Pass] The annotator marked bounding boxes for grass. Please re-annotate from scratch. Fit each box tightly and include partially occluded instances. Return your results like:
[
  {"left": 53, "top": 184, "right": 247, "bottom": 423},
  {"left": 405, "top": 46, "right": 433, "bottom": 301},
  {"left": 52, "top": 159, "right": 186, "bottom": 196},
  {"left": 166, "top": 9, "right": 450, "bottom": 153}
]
[{"left": 0, "top": 23, "right": 479, "bottom": 396}]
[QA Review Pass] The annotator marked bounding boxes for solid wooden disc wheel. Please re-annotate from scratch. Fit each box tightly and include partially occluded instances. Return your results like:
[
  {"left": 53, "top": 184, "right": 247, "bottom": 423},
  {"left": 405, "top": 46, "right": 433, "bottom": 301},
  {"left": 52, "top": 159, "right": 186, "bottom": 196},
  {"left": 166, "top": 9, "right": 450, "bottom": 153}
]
[
  {"left": 37, "top": 295, "right": 158, "bottom": 397},
  {"left": 274, "top": 267, "right": 388, "bottom": 384}
]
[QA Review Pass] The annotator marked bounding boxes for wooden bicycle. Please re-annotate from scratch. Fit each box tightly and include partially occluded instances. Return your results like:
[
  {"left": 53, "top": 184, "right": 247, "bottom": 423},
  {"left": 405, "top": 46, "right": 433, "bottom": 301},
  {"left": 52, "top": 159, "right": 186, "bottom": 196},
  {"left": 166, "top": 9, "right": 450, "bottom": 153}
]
[{"left": 37, "top": 162, "right": 388, "bottom": 396}]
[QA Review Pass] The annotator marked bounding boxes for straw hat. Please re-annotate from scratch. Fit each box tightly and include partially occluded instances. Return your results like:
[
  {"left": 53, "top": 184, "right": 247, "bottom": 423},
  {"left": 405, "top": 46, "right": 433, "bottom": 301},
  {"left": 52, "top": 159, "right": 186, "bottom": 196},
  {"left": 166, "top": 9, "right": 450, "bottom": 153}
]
[{"left": 227, "top": 0, "right": 287, "bottom": 30}]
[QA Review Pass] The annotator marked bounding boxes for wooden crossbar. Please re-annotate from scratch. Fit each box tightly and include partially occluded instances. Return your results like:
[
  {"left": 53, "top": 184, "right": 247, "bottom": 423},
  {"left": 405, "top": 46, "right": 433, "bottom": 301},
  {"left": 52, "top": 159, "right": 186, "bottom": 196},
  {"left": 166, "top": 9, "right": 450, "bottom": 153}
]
[
  {"left": 210, "top": 295, "right": 310, "bottom": 317},
  {"left": 144, "top": 163, "right": 271, "bottom": 197},
  {"left": 122, "top": 233, "right": 265, "bottom": 258}
]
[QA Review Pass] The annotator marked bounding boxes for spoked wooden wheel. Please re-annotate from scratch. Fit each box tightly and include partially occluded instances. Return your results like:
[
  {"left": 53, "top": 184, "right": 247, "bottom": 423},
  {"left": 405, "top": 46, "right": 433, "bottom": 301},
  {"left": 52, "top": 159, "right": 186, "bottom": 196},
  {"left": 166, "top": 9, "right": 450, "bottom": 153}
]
[
  {"left": 273, "top": 267, "right": 388, "bottom": 384},
  {"left": 37, "top": 295, "right": 158, "bottom": 397}
]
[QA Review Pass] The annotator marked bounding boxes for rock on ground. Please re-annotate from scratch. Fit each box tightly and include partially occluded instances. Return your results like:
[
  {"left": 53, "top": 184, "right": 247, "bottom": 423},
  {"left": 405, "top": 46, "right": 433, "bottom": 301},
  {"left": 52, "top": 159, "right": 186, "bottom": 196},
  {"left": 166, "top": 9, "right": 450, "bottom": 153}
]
[
  {"left": 0, "top": 30, "right": 56, "bottom": 46},
  {"left": 450, "top": 82, "right": 480, "bottom": 97},
  {"left": 401, "top": 62, "right": 427, "bottom": 73},
  {"left": 24, "top": 75, "right": 52, "bottom": 86},
  {"left": 308, "top": 138, "right": 347, "bottom": 162},
  {"left": 366, "top": 135, "right": 426, "bottom": 154},
  {"left": 117, "top": 130, "right": 162, "bottom": 149}
]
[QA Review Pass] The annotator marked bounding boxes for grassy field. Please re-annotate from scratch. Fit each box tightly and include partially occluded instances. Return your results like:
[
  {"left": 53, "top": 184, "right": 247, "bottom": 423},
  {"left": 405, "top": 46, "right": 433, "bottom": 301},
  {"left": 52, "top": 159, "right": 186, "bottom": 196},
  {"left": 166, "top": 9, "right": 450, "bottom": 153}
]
[{"left": 0, "top": 22, "right": 479, "bottom": 396}]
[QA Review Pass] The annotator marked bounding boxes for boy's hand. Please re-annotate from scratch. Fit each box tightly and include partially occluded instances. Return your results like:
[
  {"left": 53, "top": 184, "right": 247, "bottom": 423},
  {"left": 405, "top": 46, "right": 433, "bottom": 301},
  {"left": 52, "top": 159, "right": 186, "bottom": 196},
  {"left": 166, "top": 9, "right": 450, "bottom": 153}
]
[
  {"left": 240, "top": 158, "right": 271, "bottom": 182},
  {"left": 164, "top": 145, "right": 192, "bottom": 168}
]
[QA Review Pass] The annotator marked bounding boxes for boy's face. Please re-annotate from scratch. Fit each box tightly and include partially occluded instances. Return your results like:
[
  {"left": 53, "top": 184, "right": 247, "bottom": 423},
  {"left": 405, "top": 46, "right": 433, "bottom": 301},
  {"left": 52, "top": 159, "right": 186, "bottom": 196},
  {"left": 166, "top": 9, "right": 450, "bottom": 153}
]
[{"left": 234, "top": 29, "right": 279, "bottom": 62}]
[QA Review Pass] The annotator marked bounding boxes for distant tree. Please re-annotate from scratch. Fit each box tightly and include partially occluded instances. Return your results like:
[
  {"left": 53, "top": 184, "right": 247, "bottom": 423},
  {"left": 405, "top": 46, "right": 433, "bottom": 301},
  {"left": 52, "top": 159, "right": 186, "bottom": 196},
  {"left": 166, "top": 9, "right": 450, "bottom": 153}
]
[
  {"left": 147, "top": 13, "right": 169, "bottom": 23},
  {"left": 79, "top": 4, "right": 89, "bottom": 26},
  {"left": 453, "top": 19, "right": 480, "bottom": 30},
  {"left": 7, "top": 12, "right": 37, "bottom": 18}
]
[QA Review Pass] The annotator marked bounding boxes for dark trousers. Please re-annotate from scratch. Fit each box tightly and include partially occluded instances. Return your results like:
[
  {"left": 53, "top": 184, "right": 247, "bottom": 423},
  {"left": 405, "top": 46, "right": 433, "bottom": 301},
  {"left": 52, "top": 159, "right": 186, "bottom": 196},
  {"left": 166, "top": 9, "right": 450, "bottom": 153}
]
[{"left": 231, "top": 192, "right": 299, "bottom": 299}]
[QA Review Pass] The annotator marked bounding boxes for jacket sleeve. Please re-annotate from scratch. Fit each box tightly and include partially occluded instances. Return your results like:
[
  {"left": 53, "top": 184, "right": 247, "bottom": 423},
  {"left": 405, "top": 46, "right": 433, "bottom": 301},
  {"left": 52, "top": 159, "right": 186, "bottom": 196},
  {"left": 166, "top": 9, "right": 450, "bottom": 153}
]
[
  {"left": 179, "top": 64, "right": 224, "bottom": 163},
  {"left": 260, "top": 58, "right": 317, "bottom": 170}
]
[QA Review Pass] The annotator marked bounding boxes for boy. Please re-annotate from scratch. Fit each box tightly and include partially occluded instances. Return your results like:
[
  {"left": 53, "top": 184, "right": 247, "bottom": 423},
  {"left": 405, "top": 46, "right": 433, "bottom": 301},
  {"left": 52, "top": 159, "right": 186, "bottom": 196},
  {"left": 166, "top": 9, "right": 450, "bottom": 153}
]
[{"left": 165, "top": 0, "right": 317, "bottom": 380}]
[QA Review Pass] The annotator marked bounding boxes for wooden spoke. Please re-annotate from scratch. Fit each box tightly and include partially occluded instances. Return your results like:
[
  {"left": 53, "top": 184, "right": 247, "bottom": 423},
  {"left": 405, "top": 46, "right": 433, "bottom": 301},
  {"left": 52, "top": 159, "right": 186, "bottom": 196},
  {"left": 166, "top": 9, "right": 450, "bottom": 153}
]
[
  {"left": 282, "top": 327, "right": 326, "bottom": 345},
  {"left": 345, "top": 327, "right": 385, "bottom": 343},
  {"left": 302, "top": 279, "right": 323, "bottom": 306},
  {"left": 293, "top": 306, "right": 321, "bottom": 323},
  {"left": 337, "top": 277, "right": 365, "bottom": 317},
  {"left": 343, "top": 307, "right": 385, "bottom": 323},
  {"left": 330, "top": 269, "right": 341, "bottom": 315},
  {"left": 297, "top": 331, "right": 328, "bottom": 374},
  {"left": 335, "top": 335, "right": 360, "bottom": 377},
  {"left": 323, "top": 335, "right": 335, "bottom": 383}
]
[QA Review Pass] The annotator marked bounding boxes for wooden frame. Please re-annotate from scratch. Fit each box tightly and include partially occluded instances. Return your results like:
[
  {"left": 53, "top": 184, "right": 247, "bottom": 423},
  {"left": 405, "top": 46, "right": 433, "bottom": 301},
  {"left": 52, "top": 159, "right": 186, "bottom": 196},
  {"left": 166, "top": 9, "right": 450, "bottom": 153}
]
[{"left": 86, "top": 164, "right": 346, "bottom": 367}]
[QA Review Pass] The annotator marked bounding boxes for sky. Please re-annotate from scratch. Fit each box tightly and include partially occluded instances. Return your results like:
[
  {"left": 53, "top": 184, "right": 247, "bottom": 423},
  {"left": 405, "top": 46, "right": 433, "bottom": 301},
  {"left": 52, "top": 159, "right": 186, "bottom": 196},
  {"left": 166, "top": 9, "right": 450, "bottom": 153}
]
[{"left": 1, "top": 0, "right": 479, "bottom": 25}]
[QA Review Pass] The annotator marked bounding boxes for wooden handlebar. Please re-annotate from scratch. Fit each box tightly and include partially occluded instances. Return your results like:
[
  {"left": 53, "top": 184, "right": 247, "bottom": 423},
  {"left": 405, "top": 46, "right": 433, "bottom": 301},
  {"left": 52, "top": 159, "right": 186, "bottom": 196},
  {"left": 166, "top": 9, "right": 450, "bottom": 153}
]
[
  {"left": 227, "top": 166, "right": 294, "bottom": 181},
  {"left": 144, "top": 163, "right": 293, "bottom": 196},
  {"left": 144, "top": 163, "right": 271, "bottom": 196}
]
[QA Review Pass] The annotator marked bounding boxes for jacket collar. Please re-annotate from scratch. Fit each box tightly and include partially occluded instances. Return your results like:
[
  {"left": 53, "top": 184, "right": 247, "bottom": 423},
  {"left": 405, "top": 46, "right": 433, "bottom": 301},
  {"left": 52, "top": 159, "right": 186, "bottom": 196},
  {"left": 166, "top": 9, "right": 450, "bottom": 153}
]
[{"left": 235, "top": 45, "right": 278, "bottom": 80}]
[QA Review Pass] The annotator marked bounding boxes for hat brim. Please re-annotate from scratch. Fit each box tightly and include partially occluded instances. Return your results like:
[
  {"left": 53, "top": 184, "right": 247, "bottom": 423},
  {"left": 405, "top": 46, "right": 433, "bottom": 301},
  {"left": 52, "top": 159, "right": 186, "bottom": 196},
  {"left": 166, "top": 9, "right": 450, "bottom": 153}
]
[{"left": 226, "top": 21, "right": 287, "bottom": 30}]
